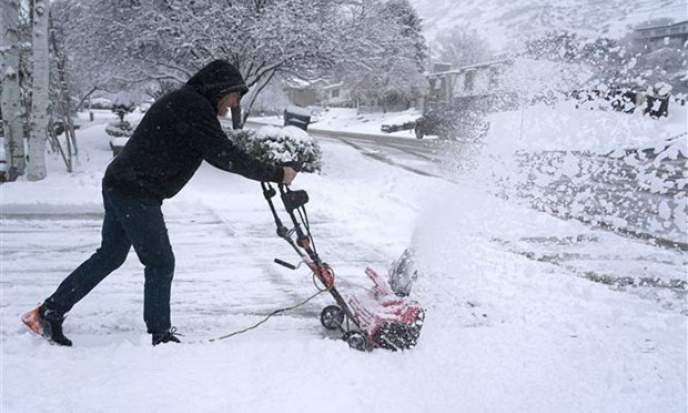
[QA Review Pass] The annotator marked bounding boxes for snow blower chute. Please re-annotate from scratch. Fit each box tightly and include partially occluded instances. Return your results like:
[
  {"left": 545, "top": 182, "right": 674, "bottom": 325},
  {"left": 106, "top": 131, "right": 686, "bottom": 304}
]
[{"left": 261, "top": 180, "right": 424, "bottom": 351}]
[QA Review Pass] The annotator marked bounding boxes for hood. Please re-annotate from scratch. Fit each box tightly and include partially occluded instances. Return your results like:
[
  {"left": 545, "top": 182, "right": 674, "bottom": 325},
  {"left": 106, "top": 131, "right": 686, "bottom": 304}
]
[{"left": 186, "top": 60, "right": 249, "bottom": 109}]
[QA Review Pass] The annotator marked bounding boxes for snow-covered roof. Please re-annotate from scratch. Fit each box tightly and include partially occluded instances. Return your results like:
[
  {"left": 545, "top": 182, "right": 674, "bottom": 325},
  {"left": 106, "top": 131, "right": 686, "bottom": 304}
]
[
  {"left": 284, "top": 78, "right": 341, "bottom": 90},
  {"left": 428, "top": 59, "right": 513, "bottom": 78},
  {"left": 634, "top": 19, "right": 688, "bottom": 32},
  {"left": 429, "top": 58, "right": 593, "bottom": 94}
]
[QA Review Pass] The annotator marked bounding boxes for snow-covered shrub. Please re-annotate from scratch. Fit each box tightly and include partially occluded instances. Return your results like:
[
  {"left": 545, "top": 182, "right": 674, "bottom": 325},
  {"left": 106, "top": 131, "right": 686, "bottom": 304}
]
[
  {"left": 106, "top": 111, "right": 140, "bottom": 156},
  {"left": 106, "top": 103, "right": 137, "bottom": 138},
  {"left": 224, "top": 125, "right": 322, "bottom": 172},
  {"left": 105, "top": 120, "right": 134, "bottom": 138},
  {"left": 111, "top": 103, "right": 135, "bottom": 123}
]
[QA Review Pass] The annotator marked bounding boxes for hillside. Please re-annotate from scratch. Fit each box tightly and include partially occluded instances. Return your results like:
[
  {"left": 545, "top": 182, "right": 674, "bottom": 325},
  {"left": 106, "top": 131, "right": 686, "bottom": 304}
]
[{"left": 407, "top": 0, "right": 686, "bottom": 52}]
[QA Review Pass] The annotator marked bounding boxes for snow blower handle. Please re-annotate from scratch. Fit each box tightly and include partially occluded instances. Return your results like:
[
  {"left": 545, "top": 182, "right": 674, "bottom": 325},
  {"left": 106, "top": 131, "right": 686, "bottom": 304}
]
[
  {"left": 261, "top": 182, "right": 309, "bottom": 246},
  {"left": 280, "top": 187, "right": 309, "bottom": 213},
  {"left": 262, "top": 180, "right": 315, "bottom": 261}
]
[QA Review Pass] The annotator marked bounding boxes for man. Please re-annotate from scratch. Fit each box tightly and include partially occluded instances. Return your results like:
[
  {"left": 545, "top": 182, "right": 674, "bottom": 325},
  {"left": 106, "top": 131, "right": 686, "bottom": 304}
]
[{"left": 21, "top": 60, "right": 297, "bottom": 346}]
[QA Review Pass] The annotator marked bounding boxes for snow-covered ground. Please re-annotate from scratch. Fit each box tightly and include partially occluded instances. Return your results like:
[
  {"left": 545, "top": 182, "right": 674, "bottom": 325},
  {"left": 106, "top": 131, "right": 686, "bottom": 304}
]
[{"left": 1, "top": 106, "right": 686, "bottom": 412}]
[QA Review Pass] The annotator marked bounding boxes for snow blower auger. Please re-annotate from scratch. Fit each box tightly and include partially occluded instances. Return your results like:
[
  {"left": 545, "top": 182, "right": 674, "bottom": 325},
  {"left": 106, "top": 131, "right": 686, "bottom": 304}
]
[{"left": 261, "top": 180, "right": 424, "bottom": 352}]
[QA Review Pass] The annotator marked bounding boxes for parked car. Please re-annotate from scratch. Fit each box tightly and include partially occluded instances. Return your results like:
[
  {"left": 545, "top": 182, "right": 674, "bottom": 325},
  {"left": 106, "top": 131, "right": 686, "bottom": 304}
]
[
  {"left": 414, "top": 98, "right": 490, "bottom": 141},
  {"left": 90, "top": 98, "right": 113, "bottom": 110},
  {"left": 52, "top": 119, "right": 81, "bottom": 136}
]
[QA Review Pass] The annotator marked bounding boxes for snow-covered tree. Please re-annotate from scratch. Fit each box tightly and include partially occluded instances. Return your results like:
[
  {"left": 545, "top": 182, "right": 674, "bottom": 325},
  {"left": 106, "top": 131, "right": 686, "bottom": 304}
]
[
  {"left": 26, "top": 0, "right": 50, "bottom": 181},
  {"left": 385, "top": 0, "right": 427, "bottom": 72},
  {"left": 0, "top": 0, "right": 26, "bottom": 180},
  {"left": 52, "top": 0, "right": 345, "bottom": 117},
  {"left": 378, "top": 0, "right": 428, "bottom": 107},
  {"left": 338, "top": 0, "right": 428, "bottom": 110},
  {"left": 432, "top": 25, "right": 493, "bottom": 69},
  {"left": 49, "top": 7, "right": 79, "bottom": 171},
  {"left": 52, "top": 0, "right": 428, "bottom": 118},
  {"left": 49, "top": 0, "right": 105, "bottom": 110}
]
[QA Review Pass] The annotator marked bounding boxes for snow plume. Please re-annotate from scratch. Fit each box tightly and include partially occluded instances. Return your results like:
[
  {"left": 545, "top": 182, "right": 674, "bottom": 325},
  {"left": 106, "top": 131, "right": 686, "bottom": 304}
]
[
  {"left": 427, "top": 101, "right": 688, "bottom": 247},
  {"left": 410, "top": 180, "right": 522, "bottom": 319},
  {"left": 498, "top": 58, "right": 593, "bottom": 103},
  {"left": 408, "top": 96, "right": 687, "bottom": 310}
]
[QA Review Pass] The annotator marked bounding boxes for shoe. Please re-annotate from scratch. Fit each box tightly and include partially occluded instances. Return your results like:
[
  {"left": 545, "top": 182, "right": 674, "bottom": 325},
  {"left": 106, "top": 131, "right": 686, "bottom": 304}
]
[
  {"left": 152, "top": 327, "right": 182, "bottom": 346},
  {"left": 21, "top": 304, "right": 73, "bottom": 347}
]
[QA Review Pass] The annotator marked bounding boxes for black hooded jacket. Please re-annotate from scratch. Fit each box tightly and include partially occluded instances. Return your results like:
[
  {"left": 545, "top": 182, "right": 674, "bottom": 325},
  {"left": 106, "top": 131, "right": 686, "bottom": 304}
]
[{"left": 103, "top": 60, "right": 284, "bottom": 201}]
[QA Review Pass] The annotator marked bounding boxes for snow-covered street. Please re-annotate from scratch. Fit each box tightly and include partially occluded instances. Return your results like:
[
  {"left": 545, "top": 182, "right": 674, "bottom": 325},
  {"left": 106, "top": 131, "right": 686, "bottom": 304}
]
[{"left": 1, "top": 107, "right": 686, "bottom": 412}]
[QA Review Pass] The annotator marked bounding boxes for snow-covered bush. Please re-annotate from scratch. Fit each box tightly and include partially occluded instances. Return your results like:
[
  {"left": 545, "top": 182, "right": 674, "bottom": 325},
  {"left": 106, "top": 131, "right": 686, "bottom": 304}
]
[
  {"left": 112, "top": 103, "right": 134, "bottom": 121},
  {"left": 105, "top": 120, "right": 134, "bottom": 138},
  {"left": 224, "top": 125, "right": 322, "bottom": 172},
  {"left": 106, "top": 103, "right": 137, "bottom": 138},
  {"left": 106, "top": 118, "right": 140, "bottom": 156}
]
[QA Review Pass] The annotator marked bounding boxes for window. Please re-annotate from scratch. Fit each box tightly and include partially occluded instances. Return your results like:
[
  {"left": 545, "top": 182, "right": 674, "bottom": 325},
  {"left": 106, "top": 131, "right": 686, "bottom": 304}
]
[{"left": 331, "top": 89, "right": 340, "bottom": 98}]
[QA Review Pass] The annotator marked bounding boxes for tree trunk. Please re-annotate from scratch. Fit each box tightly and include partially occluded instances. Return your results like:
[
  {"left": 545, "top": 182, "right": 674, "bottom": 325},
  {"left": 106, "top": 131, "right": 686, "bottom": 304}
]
[
  {"left": 50, "top": 13, "right": 78, "bottom": 168},
  {"left": 0, "top": 0, "right": 27, "bottom": 180},
  {"left": 27, "top": 0, "right": 51, "bottom": 181}
]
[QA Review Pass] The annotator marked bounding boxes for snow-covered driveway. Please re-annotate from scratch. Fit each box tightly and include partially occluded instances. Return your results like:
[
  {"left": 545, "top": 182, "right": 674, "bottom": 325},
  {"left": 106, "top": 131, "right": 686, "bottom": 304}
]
[{"left": 1, "top": 128, "right": 686, "bottom": 412}]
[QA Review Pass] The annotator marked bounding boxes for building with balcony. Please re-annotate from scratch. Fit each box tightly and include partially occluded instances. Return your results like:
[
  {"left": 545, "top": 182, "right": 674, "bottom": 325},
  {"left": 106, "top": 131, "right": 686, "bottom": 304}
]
[{"left": 634, "top": 20, "right": 688, "bottom": 46}]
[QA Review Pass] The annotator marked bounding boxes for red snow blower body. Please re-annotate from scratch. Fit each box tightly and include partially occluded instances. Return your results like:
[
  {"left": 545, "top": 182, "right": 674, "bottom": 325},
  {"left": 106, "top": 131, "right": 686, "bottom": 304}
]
[{"left": 262, "top": 181, "right": 424, "bottom": 351}]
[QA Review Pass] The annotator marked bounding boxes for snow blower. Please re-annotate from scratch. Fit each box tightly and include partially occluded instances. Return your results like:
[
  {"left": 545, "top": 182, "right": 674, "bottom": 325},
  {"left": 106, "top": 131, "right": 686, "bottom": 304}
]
[{"left": 261, "top": 180, "right": 424, "bottom": 351}]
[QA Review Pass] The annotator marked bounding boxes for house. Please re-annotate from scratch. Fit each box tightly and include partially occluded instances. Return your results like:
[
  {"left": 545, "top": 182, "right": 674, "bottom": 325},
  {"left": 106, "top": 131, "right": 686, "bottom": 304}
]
[
  {"left": 283, "top": 78, "right": 352, "bottom": 108},
  {"left": 424, "top": 58, "right": 591, "bottom": 111},
  {"left": 283, "top": 77, "right": 416, "bottom": 112},
  {"left": 634, "top": 20, "right": 688, "bottom": 46},
  {"left": 425, "top": 60, "right": 511, "bottom": 107}
]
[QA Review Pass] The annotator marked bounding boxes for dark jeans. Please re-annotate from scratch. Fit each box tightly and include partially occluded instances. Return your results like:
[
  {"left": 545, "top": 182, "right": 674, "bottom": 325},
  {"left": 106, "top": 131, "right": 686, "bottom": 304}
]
[{"left": 45, "top": 184, "right": 175, "bottom": 335}]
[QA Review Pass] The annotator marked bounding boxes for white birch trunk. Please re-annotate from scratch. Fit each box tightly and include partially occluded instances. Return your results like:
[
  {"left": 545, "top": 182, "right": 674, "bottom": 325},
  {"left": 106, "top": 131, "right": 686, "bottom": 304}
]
[
  {"left": 0, "top": 0, "right": 26, "bottom": 179},
  {"left": 27, "top": 0, "right": 51, "bottom": 181}
]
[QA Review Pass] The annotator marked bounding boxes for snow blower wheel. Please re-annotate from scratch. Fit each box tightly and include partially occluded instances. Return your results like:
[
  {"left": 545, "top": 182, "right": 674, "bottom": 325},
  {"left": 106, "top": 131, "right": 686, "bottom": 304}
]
[
  {"left": 343, "top": 331, "right": 370, "bottom": 352},
  {"left": 320, "top": 305, "right": 345, "bottom": 330}
]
